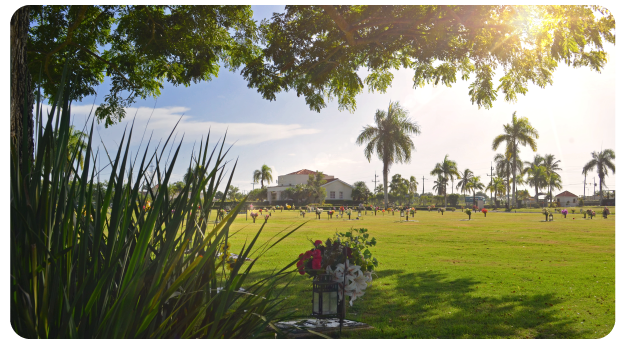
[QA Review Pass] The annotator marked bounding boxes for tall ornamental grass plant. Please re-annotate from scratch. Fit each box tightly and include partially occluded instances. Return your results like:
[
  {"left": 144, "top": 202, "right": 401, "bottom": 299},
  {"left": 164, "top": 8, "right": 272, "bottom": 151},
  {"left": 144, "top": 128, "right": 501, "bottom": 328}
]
[{"left": 11, "top": 66, "right": 299, "bottom": 338}]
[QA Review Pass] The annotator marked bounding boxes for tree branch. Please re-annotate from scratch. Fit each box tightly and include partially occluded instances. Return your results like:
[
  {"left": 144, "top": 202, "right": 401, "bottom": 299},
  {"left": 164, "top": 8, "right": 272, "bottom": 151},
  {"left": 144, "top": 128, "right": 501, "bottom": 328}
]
[
  {"left": 44, "top": 5, "right": 88, "bottom": 84},
  {"left": 70, "top": 42, "right": 137, "bottom": 90},
  {"left": 321, "top": 5, "right": 356, "bottom": 46}
]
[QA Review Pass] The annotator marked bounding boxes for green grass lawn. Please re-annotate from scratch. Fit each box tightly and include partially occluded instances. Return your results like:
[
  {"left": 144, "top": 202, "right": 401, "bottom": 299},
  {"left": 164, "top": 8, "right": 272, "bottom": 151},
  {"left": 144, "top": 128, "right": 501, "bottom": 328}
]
[{"left": 213, "top": 209, "right": 615, "bottom": 339}]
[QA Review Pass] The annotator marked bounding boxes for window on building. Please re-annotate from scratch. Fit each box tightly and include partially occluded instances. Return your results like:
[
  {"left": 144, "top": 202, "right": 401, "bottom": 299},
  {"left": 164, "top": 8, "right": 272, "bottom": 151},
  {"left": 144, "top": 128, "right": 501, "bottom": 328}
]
[
  {"left": 339, "top": 191, "right": 343, "bottom": 199},
  {"left": 557, "top": 198, "right": 560, "bottom": 202},
  {"left": 330, "top": 191, "right": 335, "bottom": 199},
  {"left": 272, "top": 193, "right": 277, "bottom": 200}
]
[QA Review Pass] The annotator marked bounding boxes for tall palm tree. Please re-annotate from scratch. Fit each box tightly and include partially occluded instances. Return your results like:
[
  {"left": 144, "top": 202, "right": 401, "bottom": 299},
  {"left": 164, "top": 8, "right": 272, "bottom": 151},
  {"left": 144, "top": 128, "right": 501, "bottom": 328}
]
[
  {"left": 456, "top": 169, "right": 474, "bottom": 198},
  {"left": 492, "top": 112, "right": 539, "bottom": 208},
  {"left": 494, "top": 153, "right": 522, "bottom": 208},
  {"left": 542, "top": 154, "right": 562, "bottom": 204},
  {"left": 432, "top": 175, "right": 447, "bottom": 197},
  {"left": 486, "top": 177, "right": 506, "bottom": 206},
  {"left": 582, "top": 149, "right": 615, "bottom": 205},
  {"left": 356, "top": 101, "right": 421, "bottom": 208},
  {"left": 253, "top": 164, "right": 273, "bottom": 188},
  {"left": 526, "top": 165, "right": 548, "bottom": 204},
  {"left": 523, "top": 154, "right": 544, "bottom": 174},
  {"left": 545, "top": 173, "right": 562, "bottom": 205},
  {"left": 430, "top": 155, "right": 460, "bottom": 207},
  {"left": 409, "top": 176, "right": 419, "bottom": 203},
  {"left": 466, "top": 175, "right": 485, "bottom": 207}
]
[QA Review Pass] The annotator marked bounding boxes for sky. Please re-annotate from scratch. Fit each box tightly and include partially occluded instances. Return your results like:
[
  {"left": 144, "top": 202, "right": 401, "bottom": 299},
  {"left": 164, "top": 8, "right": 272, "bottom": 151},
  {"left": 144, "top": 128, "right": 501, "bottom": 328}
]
[{"left": 55, "top": 5, "right": 616, "bottom": 198}]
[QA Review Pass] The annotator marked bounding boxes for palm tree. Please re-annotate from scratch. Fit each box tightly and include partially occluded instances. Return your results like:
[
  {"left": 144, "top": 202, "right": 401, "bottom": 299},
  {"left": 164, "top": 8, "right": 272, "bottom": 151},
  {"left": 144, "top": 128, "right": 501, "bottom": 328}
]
[
  {"left": 486, "top": 177, "right": 506, "bottom": 206},
  {"left": 356, "top": 101, "right": 421, "bottom": 208},
  {"left": 492, "top": 112, "right": 539, "bottom": 208},
  {"left": 456, "top": 169, "right": 474, "bottom": 198},
  {"left": 253, "top": 164, "right": 273, "bottom": 188},
  {"left": 55, "top": 125, "right": 89, "bottom": 170},
  {"left": 432, "top": 175, "right": 447, "bottom": 197},
  {"left": 582, "top": 149, "right": 615, "bottom": 205},
  {"left": 526, "top": 165, "right": 548, "bottom": 204},
  {"left": 494, "top": 153, "right": 522, "bottom": 208},
  {"left": 466, "top": 176, "right": 485, "bottom": 207},
  {"left": 430, "top": 155, "right": 460, "bottom": 207},
  {"left": 227, "top": 185, "right": 240, "bottom": 201},
  {"left": 352, "top": 181, "right": 371, "bottom": 202},
  {"left": 409, "top": 176, "right": 419, "bottom": 203},
  {"left": 542, "top": 154, "right": 562, "bottom": 204},
  {"left": 545, "top": 174, "right": 562, "bottom": 205}
]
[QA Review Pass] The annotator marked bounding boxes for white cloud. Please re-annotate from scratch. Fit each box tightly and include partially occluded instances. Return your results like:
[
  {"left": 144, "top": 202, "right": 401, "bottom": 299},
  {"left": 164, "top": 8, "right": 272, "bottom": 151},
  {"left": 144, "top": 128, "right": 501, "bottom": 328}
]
[{"left": 47, "top": 104, "right": 319, "bottom": 146}]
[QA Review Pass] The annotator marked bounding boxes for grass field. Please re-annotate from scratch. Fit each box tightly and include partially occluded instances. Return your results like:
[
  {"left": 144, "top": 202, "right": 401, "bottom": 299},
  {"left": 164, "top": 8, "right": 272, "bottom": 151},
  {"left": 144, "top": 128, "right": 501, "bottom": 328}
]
[{"left": 216, "top": 208, "right": 615, "bottom": 339}]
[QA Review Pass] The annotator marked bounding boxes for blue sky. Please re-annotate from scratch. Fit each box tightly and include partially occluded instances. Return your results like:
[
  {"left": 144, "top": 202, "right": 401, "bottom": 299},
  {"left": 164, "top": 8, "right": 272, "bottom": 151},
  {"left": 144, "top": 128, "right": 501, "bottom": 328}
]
[{"left": 64, "top": 5, "right": 616, "bottom": 197}]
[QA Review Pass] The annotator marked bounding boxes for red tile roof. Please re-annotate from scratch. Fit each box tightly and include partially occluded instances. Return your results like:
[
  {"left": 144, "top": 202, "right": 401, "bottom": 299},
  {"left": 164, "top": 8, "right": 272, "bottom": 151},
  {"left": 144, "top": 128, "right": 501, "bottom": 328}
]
[
  {"left": 555, "top": 191, "right": 577, "bottom": 198},
  {"left": 286, "top": 169, "right": 333, "bottom": 179},
  {"left": 287, "top": 169, "right": 318, "bottom": 175}
]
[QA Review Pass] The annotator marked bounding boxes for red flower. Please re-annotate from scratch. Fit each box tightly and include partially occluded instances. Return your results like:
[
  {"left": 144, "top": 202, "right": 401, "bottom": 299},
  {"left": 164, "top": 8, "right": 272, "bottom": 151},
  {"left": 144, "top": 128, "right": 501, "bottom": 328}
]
[
  {"left": 314, "top": 240, "right": 323, "bottom": 247},
  {"left": 312, "top": 249, "right": 321, "bottom": 258},
  {"left": 299, "top": 253, "right": 304, "bottom": 259},
  {"left": 298, "top": 268, "right": 305, "bottom": 275},
  {"left": 304, "top": 251, "right": 312, "bottom": 259},
  {"left": 312, "top": 257, "right": 322, "bottom": 270}
]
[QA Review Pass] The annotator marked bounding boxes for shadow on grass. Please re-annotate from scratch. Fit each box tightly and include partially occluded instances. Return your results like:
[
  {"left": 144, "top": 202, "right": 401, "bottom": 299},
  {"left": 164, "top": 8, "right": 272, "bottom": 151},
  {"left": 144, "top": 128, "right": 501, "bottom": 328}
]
[
  {"left": 344, "top": 269, "right": 585, "bottom": 339},
  {"left": 244, "top": 268, "right": 587, "bottom": 338}
]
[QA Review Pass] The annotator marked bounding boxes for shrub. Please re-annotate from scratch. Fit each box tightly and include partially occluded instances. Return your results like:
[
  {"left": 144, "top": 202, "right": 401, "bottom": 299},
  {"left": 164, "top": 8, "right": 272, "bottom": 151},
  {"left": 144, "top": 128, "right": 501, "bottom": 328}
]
[{"left": 10, "top": 69, "right": 298, "bottom": 338}]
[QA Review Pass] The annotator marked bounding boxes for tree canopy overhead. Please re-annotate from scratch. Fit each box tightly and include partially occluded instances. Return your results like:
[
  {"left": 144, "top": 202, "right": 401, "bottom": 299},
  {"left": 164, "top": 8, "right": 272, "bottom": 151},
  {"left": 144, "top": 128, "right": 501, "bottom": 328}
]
[
  {"left": 242, "top": 5, "right": 614, "bottom": 113},
  {"left": 27, "top": 5, "right": 260, "bottom": 126}
]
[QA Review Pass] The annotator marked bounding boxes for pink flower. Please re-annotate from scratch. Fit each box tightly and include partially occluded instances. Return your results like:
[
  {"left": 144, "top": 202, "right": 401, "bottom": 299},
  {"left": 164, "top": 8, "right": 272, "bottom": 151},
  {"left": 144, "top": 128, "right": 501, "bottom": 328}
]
[{"left": 314, "top": 240, "right": 323, "bottom": 247}]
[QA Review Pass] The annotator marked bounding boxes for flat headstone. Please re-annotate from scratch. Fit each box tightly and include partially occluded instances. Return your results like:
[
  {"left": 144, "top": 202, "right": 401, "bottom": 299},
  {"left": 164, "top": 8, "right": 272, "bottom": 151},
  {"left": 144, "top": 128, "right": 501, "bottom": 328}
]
[{"left": 275, "top": 318, "right": 373, "bottom": 338}]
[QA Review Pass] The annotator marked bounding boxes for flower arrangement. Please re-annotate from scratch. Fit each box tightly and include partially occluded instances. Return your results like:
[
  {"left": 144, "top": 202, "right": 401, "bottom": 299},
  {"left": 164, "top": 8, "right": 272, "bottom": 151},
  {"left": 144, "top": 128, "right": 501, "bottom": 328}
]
[
  {"left": 327, "top": 210, "right": 335, "bottom": 219},
  {"left": 346, "top": 209, "right": 352, "bottom": 219},
  {"left": 586, "top": 209, "right": 596, "bottom": 219},
  {"left": 300, "top": 210, "right": 306, "bottom": 217},
  {"left": 428, "top": 205, "right": 433, "bottom": 212},
  {"left": 465, "top": 208, "right": 472, "bottom": 219},
  {"left": 217, "top": 208, "right": 226, "bottom": 221},
  {"left": 250, "top": 212, "right": 258, "bottom": 223},
  {"left": 315, "top": 208, "right": 323, "bottom": 219},
  {"left": 542, "top": 208, "right": 551, "bottom": 221},
  {"left": 297, "top": 228, "right": 378, "bottom": 306},
  {"left": 410, "top": 208, "right": 415, "bottom": 217},
  {"left": 561, "top": 209, "right": 568, "bottom": 218},
  {"left": 264, "top": 214, "right": 270, "bottom": 222},
  {"left": 482, "top": 208, "right": 488, "bottom": 217},
  {"left": 473, "top": 204, "right": 478, "bottom": 212},
  {"left": 439, "top": 207, "right": 445, "bottom": 215},
  {"left": 286, "top": 204, "right": 292, "bottom": 210},
  {"left": 259, "top": 208, "right": 263, "bottom": 214},
  {"left": 381, "top": 209, "right": 385, "bottom": 216},
  {"left": 603, "top": 207, "right": 610, "bottom": 218}
]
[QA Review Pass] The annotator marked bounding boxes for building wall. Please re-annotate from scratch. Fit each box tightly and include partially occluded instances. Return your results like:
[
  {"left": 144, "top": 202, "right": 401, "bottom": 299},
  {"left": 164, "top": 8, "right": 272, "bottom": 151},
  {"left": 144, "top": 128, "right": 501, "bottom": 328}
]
[
  {"left": 277, "top": 174, "right": 309, "bottom": 186},
  {"left": 324, "top": 181, "right": 353, "bottom": 201},
  {"left": 556, "top": 196, "right": 578, "bottom": 206}
]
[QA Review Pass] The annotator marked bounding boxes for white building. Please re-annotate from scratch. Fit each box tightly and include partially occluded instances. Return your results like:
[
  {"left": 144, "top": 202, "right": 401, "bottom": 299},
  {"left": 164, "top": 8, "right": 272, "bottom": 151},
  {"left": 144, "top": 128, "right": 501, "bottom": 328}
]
[
  {"left": 555, "top": 191, "right": 578, "bottom": 207},
  {"left": 266, "top": 169, "right": 353, "bottom": 203}
]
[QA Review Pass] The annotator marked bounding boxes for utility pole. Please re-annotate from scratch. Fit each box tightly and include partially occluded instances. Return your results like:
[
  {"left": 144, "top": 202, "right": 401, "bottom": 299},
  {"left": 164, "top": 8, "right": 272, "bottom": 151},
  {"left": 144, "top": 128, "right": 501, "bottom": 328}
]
[
  {"left": 251, "top": 182, "right": 256, "bottom": 190},
  {"left": 487, "top": 162, "right": 494, "bottom": 205},
  {"left": 594, "top": 177, "right": 597, "bottom": 198},
  {"left": 372, "top": 172, "right": 379, "bottom": 191}
]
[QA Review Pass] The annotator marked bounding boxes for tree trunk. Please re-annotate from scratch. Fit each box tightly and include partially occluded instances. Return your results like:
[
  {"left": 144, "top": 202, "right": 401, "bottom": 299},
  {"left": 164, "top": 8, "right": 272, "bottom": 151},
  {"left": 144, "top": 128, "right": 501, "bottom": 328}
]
[
  {"left": 599, "top": 173, "right": 604, "bottom": 205},
  {"left": 383, "top": 161, "right": 389, "bottom": 209},
  {"left": 11, "top": 6, "right": 35, "bottom": 165},
  {"left": 512, "top": 145, "right": 517, "bottom": 209}
]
